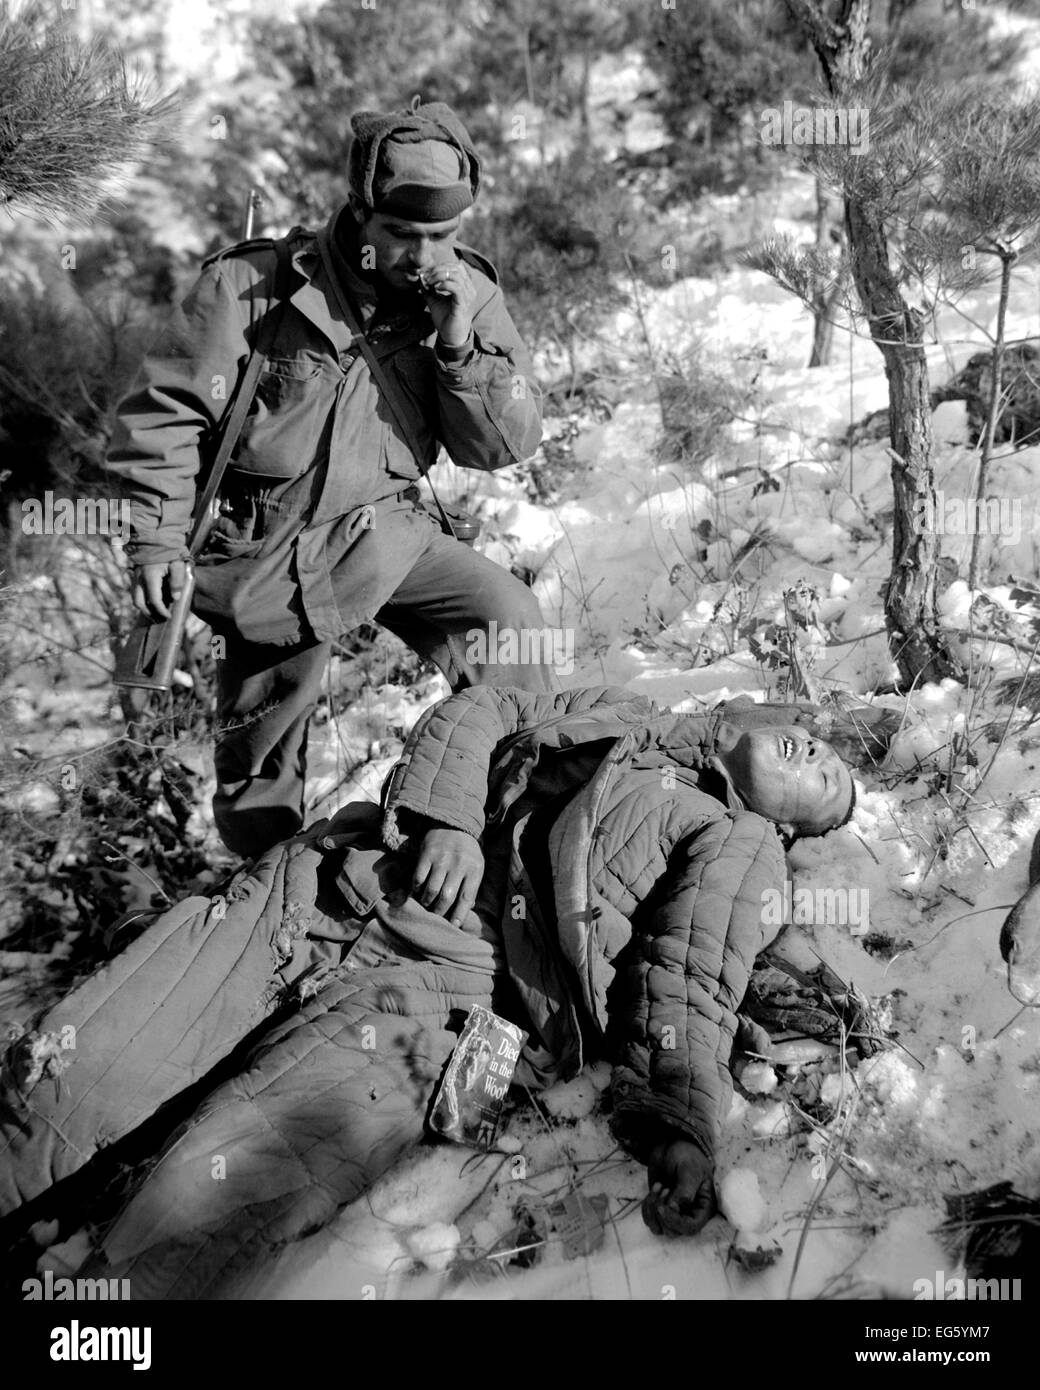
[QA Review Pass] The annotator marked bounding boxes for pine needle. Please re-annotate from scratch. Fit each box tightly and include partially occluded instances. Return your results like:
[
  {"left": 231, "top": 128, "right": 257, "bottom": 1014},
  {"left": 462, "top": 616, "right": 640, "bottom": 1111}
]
[{"left": 0, "top": 2, "right": 178, "bottom": 221}]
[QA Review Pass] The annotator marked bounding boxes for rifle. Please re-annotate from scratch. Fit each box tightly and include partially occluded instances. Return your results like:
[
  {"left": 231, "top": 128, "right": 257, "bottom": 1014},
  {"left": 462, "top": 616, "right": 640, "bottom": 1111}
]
[{"left": 114, "top": 188, "right": 285, "bottom": 690}]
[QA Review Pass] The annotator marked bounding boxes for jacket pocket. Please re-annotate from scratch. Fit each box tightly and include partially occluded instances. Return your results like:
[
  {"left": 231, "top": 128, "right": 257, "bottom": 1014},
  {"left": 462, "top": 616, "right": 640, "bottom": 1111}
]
[
  {"left": 334, "top": 843, "right": 405, "bottom": 917},
  {"left": 199, "top": 497, "right": 265, "bottom": 560},
  {"left": 255, "top": 355, "right": 322, "bottom": 410},
  {"left": 236, "top": 354, "right": 334, "bottom": 479}
]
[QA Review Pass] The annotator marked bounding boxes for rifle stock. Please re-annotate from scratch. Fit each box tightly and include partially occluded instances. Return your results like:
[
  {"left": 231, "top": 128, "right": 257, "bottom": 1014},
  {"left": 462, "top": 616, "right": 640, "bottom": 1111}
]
[{"left": 113, "top": 564, "right": 196, "bottom": 691}]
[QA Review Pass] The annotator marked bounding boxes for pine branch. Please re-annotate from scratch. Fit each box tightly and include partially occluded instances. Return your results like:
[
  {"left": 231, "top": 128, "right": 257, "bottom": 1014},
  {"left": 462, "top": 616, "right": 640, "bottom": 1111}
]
[
  {"left": 0, "top": 2, "right": 178, "bottom": 221},
  {"left": 743, "top": 233, "right": 847, "bottom": 313}
]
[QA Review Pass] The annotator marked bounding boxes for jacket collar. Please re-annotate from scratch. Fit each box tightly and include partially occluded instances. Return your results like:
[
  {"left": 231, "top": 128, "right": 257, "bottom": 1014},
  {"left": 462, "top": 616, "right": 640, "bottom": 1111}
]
[
  {"left": 316, "top": 206, "right": 379, "bottom": 314},
  {"left": 706, "top": 756, "right": 750, "bottom": 814},
  {"left": 281, "top": 218, "right": 355, "bottom": 355},
  {"left": 283, "top": 208, "right": 428, "bottom": 355}
]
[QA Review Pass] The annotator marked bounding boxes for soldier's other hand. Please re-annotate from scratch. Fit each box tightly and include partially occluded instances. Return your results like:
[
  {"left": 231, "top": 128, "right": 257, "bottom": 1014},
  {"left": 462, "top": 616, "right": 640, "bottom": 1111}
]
[
  {"left": 132, "top": 559, "right": 187, "bottom": 622},
  {"left": 412, "top": 826, "right": 484, "bottom": 927},
  {"left": 643, "top": 1139, "right": 717, "bottom": 1238}
]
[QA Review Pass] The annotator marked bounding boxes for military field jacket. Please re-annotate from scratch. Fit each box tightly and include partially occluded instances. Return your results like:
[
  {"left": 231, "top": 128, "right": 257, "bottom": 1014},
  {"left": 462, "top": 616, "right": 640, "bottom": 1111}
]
[{"left": 106, "top": 210, "right": 542, "bottom": 642}]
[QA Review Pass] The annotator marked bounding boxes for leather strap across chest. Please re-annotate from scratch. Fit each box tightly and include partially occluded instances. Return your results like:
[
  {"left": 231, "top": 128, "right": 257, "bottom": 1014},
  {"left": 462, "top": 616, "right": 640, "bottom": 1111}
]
[{"left": 315, "top": 232, "right": 459, "bottom": 538}]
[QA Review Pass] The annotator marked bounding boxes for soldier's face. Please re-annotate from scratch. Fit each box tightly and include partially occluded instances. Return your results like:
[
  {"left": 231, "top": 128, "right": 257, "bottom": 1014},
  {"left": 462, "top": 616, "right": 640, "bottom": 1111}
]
[{"left": 353, "top": 202, "right": 462, "bottom": 291}]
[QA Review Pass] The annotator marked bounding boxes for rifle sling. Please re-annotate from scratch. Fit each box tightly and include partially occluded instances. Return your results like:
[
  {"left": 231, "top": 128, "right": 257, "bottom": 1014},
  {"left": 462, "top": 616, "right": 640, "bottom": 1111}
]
[
  {"left": 186, "top": 237, "right": 292, "bottom": 556},
  {"left": 315, "top": 233, "right": 459, "bottom": 539}
]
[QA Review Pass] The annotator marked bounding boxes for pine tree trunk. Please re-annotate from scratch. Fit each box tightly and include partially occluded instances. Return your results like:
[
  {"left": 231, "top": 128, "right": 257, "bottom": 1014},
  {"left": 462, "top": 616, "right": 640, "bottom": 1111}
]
[
  {"left": 786, "top": 0, "right": 959, "bottom": 686},
  {"left": 578, "top": 46, "right": 591, "bottom": 141},
  {"left": 844, "top": 199, "right": 959, "bottom": 684},
  {"left": 809, "top": 176, "right": 840, "bottom": 367},
  {"left": 969, "top": 250, "right": 1015, "bottom": 590},
  {"left": 809, "top": 284, "right": 839, "bottom": 367}
]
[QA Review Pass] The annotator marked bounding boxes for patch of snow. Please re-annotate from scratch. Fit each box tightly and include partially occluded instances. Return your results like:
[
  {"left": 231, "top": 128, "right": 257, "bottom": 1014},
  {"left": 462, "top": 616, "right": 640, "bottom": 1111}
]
[{"left": 719, "top": 1169, "right": 769, "bottom": 1233}]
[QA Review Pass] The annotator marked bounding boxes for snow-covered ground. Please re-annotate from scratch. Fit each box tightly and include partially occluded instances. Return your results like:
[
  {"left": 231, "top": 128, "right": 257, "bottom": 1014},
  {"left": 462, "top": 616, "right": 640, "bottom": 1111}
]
[{"left": 232, "top": 202, "right": 1040, "bottom": 1301}]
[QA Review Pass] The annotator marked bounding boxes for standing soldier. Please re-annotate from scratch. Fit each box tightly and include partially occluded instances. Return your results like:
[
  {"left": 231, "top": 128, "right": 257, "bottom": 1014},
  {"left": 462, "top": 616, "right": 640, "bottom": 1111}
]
[{"left": 108, "top": 100, "right": 553, "bottom": 858}]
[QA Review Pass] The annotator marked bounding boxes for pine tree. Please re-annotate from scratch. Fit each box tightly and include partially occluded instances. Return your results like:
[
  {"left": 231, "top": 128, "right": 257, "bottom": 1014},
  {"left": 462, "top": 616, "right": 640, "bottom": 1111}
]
[
  {"left": 750, "top": 0, "right": 973, "bottom": 686},
  {"left": 0, "top": 1, "right": 174, "bottom": 221}
]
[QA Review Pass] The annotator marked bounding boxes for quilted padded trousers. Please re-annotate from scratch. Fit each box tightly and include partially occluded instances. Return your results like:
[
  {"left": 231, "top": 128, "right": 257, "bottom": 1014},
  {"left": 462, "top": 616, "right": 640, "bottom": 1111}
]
[{"left": 0, "top": 810, "right": 499, "bottom": 1299}]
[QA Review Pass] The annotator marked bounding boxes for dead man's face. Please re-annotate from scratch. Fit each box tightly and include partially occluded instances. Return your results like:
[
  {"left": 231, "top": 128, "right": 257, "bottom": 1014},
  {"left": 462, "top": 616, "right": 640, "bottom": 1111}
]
[{"left": 718, "top": 726, "right": 853, "bottom": 834}]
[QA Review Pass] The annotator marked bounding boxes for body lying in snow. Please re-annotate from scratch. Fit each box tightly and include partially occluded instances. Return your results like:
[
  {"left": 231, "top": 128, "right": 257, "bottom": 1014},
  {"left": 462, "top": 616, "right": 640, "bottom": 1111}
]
[{"left": 0, "top": 685, "right": 869, "bottom": 1298}]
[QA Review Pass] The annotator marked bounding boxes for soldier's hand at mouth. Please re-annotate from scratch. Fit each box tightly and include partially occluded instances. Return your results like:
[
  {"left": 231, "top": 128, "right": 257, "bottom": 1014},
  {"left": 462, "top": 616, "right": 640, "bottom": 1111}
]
[
  {"left": 420, "top": 261, "right": 476, "bottom": 347},
  {"left": 412, "top": 826, "right": 485, "bottom": 926},
  {"left": 643, "top": 1139, "right": 717, "bottom": 1238}
]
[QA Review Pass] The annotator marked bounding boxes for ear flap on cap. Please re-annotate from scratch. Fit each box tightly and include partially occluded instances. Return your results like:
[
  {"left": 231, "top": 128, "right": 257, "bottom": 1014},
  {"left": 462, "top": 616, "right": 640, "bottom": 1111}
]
[{"left": 348, "top": 102, "right": 480, "bottom": 211}]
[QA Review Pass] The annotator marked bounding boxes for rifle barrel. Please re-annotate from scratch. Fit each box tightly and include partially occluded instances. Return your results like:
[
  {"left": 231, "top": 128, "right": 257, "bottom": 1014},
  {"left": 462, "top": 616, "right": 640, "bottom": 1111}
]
[{"left": 242, "top": 187, "right": 261, "bottom": 240}]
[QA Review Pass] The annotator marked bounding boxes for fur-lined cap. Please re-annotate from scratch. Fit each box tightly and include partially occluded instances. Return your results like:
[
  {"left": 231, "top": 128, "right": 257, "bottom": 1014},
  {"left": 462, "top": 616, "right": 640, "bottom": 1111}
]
[{"left": 348, "top": 99, "right": 480, "bottom": 221}]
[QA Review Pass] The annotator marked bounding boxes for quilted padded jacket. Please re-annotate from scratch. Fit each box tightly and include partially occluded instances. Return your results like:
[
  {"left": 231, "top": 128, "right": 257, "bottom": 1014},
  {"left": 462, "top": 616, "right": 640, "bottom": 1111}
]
[{"left": 381, "top": 684, "right": 788, "bottom": 1163}]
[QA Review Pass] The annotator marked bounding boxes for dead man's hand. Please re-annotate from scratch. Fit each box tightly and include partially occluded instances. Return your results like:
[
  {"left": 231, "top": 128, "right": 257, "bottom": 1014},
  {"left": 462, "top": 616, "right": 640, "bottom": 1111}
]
[
  {"left": 412, "top": 826, "right": 484, "bottom": 928},
  {"left": 643, "top": 1139, "right": 717, "bottom": 1238}
]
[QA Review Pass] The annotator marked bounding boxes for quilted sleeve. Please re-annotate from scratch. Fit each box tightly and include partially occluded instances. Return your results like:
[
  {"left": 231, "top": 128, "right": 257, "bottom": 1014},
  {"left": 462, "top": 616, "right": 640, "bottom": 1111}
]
[
  {"left": 609, "top": 811, "right": 786, "bottom": 1162},
  {"left": 381, "top": 684, "right": 644, "bottom": 849}
]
